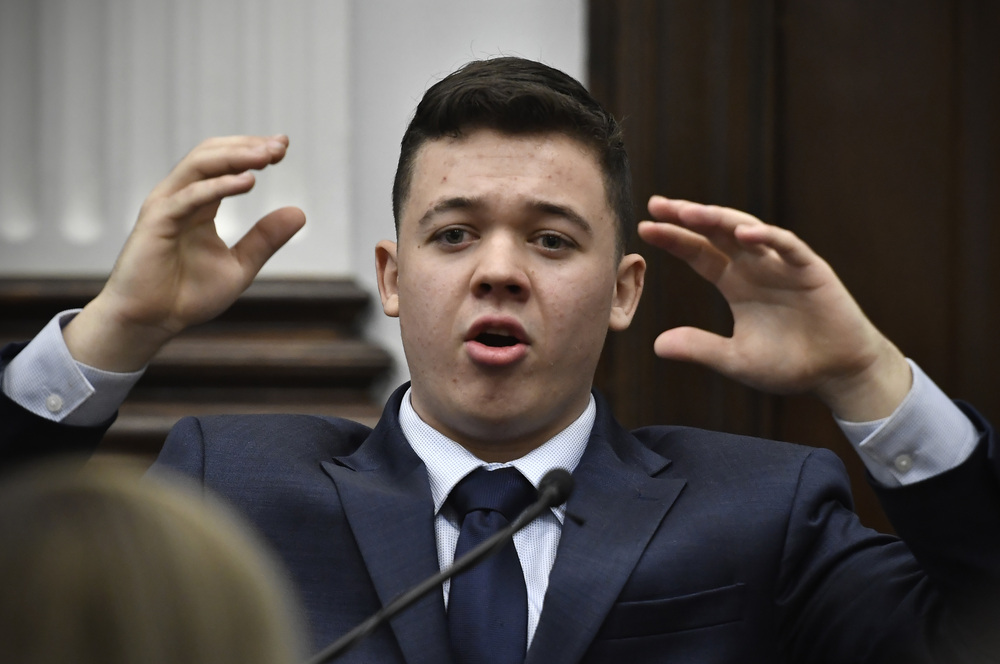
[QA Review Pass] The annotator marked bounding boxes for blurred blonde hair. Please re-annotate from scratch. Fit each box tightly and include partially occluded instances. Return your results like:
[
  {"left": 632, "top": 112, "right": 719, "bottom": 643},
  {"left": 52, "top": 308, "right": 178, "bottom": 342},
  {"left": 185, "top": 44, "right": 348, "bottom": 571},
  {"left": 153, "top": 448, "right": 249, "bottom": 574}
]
[{"left": 0, "top": 457, "right": 304, "bottom": 664}]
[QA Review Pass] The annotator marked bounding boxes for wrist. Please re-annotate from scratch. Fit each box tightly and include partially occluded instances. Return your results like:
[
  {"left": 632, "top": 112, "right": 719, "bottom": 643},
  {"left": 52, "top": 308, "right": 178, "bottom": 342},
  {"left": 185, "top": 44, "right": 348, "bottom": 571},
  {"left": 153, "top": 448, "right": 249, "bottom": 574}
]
[
  {"left": 814, "top": 339, "right": 912, "bottom": 422},
  {"left": 63, "top": 295, "right": 176, "bottom": 372}
]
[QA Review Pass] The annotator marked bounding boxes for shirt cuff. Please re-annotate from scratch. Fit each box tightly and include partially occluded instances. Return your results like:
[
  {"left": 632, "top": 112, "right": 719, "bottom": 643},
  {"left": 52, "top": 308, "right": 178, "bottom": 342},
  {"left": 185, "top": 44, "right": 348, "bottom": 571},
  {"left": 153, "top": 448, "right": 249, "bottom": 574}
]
[
  {"left": 1, "top": 310, "right": 144, "bottom": 425},
  {"left": 835, "top": 359, "right": 979, "bottom": 487}
]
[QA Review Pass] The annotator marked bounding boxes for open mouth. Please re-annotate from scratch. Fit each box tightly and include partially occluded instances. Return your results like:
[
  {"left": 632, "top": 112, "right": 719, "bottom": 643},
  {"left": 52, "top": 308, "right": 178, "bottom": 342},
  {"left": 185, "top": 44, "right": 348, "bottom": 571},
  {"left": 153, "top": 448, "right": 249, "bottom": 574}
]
[
  {"left": 465, "top": 320, "right": 529, "bottom": 366},
  {"left": 476, "top": 332, "right": 520, "bottom": 348}
]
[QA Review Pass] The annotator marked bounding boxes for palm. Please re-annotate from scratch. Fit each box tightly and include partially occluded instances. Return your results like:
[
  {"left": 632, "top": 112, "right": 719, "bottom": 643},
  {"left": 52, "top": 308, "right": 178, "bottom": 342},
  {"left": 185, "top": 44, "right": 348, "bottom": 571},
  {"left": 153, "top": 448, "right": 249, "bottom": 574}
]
[{"left": 109, "top": 200, "right": 258, "bottom": 333}]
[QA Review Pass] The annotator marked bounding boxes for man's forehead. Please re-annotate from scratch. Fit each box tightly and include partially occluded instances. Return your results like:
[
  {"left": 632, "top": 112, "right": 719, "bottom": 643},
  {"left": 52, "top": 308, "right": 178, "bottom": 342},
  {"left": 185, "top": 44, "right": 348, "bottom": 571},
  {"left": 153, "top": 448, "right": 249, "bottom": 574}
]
[
  {"left": 404, "top": 134, "right": 606, "bottom": 214},
  {"left": 394, "top": 128, "right": 618, "bottom": 246},
  {"left": 412, "top": 128, "right": 599, "bottom": 168}
]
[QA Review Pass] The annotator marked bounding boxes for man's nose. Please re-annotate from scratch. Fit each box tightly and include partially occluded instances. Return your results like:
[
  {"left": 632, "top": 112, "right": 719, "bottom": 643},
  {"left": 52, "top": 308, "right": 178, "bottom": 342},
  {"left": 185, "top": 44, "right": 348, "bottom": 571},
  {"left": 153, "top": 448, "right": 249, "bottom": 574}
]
[{"left": 471, "top": 237, "right": 530, "bottom": 299}]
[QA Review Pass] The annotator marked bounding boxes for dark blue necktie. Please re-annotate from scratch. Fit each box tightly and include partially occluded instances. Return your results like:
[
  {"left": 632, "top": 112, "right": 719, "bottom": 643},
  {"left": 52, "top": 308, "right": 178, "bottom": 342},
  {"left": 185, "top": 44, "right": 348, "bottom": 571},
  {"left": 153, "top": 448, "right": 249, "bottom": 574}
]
[{"left": 447, "top": 467, "right": 537, "bottom": 664}]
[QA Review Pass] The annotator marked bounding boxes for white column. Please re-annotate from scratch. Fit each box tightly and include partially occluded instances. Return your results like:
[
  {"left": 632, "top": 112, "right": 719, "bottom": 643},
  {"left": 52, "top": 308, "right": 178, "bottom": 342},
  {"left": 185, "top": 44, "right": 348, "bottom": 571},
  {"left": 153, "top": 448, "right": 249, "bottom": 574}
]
[
  {"left": 0, "top": 0, "right": 39, "bottom": 246},
  {"left": 0, "top": 0, "right": 352, "bottom": 277}
]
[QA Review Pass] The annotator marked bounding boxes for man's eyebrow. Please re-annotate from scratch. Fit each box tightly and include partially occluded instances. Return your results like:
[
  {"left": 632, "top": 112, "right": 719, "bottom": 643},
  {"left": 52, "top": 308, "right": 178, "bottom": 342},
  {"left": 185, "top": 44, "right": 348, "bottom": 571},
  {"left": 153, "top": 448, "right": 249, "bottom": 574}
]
[
  {"left": 530, "top": 201, "right": 594, "bottom": 237},
  {"left": 417, "top": 197, "right": 595, "bottom": 236},
  {"left": 417, "top": 197, "right": 478, "bottom": 228}
]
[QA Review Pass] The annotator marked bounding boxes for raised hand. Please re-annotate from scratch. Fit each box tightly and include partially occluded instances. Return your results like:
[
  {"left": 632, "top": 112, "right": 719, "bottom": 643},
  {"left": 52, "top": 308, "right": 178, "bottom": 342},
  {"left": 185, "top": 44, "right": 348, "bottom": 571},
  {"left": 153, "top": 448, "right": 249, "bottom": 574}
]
[
  {"left": 64, "top": 136, "right": 306, "bottom": 372},
  {"left": 638, "top": 195, "right": 911, "bottom": 421}
]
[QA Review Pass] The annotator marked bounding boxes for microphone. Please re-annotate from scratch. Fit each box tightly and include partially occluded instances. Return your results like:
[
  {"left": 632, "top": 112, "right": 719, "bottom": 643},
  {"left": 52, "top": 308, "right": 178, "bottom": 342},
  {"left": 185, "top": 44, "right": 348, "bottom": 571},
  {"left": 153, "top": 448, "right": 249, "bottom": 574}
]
[
  {"left": 304, "top": 468, "right": 575, "bottom": 664},
  {"left": 535, "top": 467, "right": 574, "bottom": 510}
]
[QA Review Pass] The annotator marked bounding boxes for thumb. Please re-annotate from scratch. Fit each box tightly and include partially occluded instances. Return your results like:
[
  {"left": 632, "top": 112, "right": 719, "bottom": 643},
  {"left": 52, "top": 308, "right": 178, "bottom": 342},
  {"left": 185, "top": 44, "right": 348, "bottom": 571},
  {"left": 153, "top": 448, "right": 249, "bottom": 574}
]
[
  {"left": 653, "top": 326, "right": 734, "bottom": 373},
  {"left": 232, "top": 206, "right": 307, "bottom": 281}
]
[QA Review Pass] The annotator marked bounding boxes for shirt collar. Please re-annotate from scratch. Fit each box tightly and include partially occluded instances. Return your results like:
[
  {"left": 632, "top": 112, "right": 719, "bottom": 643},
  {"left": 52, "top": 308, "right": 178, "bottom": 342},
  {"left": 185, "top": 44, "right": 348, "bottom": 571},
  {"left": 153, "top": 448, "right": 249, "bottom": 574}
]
[{"left": 398, "top": 387, "right": 594, "bottom": 522}]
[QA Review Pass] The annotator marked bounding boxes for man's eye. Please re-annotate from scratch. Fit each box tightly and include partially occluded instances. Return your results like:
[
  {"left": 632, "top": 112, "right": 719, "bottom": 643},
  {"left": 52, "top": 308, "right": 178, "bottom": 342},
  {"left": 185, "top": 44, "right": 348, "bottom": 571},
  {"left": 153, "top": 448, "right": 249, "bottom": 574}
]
[
  {"left": 535, "top": 234, "right": 574, "bottom": 251},
  {"left": 437, "top": 228, "right": 469, "bottom": 245}
]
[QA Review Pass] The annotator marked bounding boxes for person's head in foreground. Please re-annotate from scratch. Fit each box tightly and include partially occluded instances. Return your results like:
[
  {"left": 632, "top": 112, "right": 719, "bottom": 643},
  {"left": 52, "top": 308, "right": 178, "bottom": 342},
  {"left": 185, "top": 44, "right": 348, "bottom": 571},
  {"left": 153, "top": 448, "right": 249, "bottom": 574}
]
[{"left": 0, "top": 459, "right": 305, "bottom": 664}]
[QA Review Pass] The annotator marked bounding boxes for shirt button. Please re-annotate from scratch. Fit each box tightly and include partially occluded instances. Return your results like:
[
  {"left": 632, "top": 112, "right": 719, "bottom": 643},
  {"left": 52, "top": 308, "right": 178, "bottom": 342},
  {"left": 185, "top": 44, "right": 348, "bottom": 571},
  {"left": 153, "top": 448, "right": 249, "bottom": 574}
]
[
  {"left": 893, "top": 453, "right": 914, "bottom": 474},
  {"left": 45, "top": 394, "right": 64, "bottom": 414}
]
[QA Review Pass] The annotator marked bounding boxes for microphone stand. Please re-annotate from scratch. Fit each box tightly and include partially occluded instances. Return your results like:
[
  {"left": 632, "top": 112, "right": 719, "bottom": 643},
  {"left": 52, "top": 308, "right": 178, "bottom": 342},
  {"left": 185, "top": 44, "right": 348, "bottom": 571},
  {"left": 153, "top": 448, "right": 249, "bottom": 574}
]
[{"left": 304, "top": 474, "right": 573, "bottom": 664}]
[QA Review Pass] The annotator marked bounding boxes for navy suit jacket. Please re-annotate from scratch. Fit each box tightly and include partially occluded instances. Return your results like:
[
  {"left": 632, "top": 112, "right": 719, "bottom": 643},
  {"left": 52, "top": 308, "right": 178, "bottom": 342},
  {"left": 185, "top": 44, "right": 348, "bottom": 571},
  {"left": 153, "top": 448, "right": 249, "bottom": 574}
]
[
  {"left": 2, "top": 337, "right": 998, "bottom": 662},
  {"left": 150, "top": 385, "right": 998, "bottom": 663}
]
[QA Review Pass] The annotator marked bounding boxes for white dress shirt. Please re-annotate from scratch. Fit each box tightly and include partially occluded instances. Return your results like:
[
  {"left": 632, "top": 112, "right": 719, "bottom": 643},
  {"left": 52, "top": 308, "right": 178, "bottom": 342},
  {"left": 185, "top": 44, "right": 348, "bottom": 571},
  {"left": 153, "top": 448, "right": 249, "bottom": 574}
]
[{"left": 398, "top": 388, "right": 591, "bottom": 646}]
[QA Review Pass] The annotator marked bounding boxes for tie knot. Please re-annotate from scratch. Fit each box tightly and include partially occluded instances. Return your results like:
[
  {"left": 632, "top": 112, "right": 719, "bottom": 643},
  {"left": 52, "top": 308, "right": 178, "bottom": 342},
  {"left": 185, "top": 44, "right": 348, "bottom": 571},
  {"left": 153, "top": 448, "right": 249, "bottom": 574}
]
[{"left": 449, "top": 467, "right": 536, "bottom": 521}]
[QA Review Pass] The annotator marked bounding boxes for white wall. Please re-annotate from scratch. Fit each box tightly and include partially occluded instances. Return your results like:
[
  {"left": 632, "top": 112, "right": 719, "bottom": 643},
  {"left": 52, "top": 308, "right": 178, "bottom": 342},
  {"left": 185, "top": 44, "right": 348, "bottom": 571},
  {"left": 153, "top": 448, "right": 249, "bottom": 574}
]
[
  {"left": 0, "top": 0, "right": 586, "bottom": 396},
  {"left": 0, "top": 0, "right": 353, "bottom": 277}
]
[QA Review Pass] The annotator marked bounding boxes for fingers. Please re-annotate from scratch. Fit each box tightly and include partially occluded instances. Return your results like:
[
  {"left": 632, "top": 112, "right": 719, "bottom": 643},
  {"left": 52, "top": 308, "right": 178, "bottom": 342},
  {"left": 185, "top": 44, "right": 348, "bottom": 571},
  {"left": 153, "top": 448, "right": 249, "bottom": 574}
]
[
  {"left": 644, "top": 195, "right": 819, "bottom": 269},
  {"left": 637, "top": 220, "right": 729, "bottom": 283},
  {"left": 150, "top": 135, "right": 290, "bottom": 201},
  {"left": 647, "top": 195, "right": 761, "bottom": 257},
  {"left": 149, "top": 171, "right": 257, "bottom": 225},
  {"left": 647, "top": 194, "right": 761, "bottom": 232},
  {"left": 731, "top": 223, "right": 817, "bottom": 269},
  {"left": 137, "top": 135, "right": 293, "bottom": 234},
  {"left": 653, "top": 326, "right": 734, "bottom": 372},
  {"left": 231, "top": 206, "right": 307, "bottom": 281}
]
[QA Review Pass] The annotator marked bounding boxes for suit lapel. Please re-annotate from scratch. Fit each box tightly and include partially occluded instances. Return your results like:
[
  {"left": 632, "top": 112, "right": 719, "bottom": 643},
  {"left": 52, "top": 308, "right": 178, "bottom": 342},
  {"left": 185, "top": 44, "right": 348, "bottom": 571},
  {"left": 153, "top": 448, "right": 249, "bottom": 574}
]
[
  {"left": 316, "top": 387, "right": 684, "bottom": 664},
  {"left": 320, "top": 386, "right": 454, "bottom": 664},
  {"left": 527, "top": 395, "right": 686, "bottom": 664}
]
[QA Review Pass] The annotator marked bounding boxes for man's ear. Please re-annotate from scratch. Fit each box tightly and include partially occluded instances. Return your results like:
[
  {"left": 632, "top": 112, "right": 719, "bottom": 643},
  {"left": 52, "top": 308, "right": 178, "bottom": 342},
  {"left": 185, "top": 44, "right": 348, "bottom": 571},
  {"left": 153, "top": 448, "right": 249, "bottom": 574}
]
[
  {"left": 375, "top": 240, "right": 400, "bottom": 318},
  {"left": 609, "top": 253, "right": 645, "bottom": 331}
]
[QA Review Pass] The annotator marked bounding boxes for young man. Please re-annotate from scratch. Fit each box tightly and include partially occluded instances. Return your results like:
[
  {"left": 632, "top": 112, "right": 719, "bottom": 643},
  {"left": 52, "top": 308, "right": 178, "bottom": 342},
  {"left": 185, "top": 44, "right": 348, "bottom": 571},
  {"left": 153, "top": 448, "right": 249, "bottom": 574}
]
[{"left": 1, "top": 58, "right": 997, "bottom": 663}]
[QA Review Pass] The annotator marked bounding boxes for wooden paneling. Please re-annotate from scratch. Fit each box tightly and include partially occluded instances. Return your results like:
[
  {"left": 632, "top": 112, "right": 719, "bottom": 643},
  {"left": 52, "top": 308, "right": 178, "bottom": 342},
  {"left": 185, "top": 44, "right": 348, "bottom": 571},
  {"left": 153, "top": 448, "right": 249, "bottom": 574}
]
[
  {"left": 591, "top": 0, "right": 779, "bottom": 437},
  {"left": 0, "top": 278, "right": 391, "bottom": 459},
  {"left": 589, "top": 0, "right": 999, "bottom": 531}
]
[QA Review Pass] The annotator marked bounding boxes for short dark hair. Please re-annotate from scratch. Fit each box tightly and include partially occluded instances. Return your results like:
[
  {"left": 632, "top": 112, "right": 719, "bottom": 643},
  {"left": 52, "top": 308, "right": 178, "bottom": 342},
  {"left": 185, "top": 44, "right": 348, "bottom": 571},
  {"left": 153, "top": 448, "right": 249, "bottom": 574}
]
[{"left": 392, "top": 57, "right": 631, "bottom": 258}]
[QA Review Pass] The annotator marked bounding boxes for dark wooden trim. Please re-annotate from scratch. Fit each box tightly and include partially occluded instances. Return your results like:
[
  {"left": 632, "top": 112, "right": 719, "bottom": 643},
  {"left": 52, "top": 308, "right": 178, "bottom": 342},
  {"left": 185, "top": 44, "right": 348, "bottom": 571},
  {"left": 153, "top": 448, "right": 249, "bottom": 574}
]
[
  {"left": 0, "top": 277, "right": 372, "bottom": 329},
  {"left": 1, "top": 277, "right": 392, "bottom": 461}
]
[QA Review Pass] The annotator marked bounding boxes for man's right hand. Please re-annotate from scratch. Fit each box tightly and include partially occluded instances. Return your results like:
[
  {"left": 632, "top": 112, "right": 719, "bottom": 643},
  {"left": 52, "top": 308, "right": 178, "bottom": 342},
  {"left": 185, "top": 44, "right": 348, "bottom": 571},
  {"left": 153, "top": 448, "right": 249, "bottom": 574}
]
[{"left": 63, "top": 135, "right": 306, "bottom": 372}]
